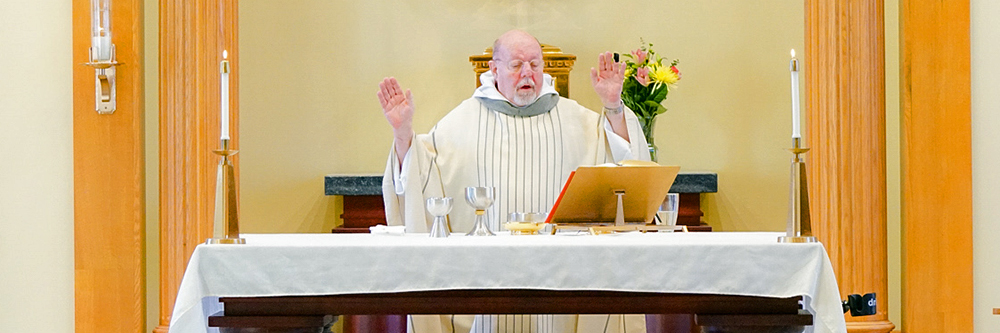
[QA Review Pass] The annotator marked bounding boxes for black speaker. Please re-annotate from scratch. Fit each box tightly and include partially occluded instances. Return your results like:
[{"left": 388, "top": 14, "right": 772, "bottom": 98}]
[{"left": 842, "top": 293, "right": 877, "bottom": 316}]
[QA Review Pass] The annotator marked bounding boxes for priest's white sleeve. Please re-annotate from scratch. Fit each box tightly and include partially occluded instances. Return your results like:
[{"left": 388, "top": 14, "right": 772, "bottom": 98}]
[
  {"left": 381, "top": 132, "right": 443, "bottom": 233},
  {"left": 603, "top": 105, "right": 652, "bottom": 162},
  {"left": 391, "top": 147, "right": 412, "bottom": 195}
]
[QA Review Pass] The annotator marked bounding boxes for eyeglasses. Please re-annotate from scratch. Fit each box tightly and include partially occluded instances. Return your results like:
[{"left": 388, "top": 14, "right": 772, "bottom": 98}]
[{"left": 495, "top": 59, "right": 543, "bottom": 73}]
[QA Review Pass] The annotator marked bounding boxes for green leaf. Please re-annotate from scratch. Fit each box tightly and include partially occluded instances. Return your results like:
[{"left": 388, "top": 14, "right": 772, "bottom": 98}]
[
  {"left": 643, "top": 100, "right": 662, "bottom": 112},
  {"left": 651, "top": 84, "right": 669, "bottom": 102},
  {"left": 633, "top": 104, "right": 653, "bottom": 119}
]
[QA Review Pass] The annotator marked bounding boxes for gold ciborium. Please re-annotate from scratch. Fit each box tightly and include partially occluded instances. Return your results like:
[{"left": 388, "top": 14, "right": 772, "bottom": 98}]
[{"left": 505, "top": 212, "right": 548, "bottom": 235}]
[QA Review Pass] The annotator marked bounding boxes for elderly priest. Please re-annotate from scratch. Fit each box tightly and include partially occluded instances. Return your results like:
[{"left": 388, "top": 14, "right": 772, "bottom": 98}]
[{"left": 378, "top": 30, "right": 652, "bottom": 333}]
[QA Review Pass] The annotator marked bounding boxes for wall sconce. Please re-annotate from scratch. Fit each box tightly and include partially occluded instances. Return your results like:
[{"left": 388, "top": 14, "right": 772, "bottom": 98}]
[{"left": 84, "top": 0, "right": 119, "bottom": 114}]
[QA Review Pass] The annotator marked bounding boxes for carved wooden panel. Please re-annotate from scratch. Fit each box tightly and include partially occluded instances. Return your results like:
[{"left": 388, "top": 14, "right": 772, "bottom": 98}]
[
  {"left": 805, "top": 0, "right": 894, "bottom": 332},
  {"left": 156, "top": 0, "right": 239, "bottom": 332}
]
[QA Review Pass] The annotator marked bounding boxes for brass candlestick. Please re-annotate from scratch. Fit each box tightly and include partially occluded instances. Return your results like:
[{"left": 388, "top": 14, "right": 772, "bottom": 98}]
[
  {"left": 207, "top": 139, "right": 245, "bottom": 244},
  {"left": 779, "top": 137, "right": 817, "bottom": 243}
]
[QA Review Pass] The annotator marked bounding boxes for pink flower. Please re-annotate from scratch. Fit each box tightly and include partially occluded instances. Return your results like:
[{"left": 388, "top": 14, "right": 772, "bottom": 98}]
[
  {"left": 636, "top": 67, "right": 651, "bottom": 87},
  {"left": 632, "top": 49, "right": 647, "bottom": 64},
  {"left": 670, "top": 65, "right": 681, "bottom": 79}
]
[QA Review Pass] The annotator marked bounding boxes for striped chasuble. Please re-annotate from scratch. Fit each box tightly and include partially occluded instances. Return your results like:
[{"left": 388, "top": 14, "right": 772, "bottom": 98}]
[
  {"left": 383, "top": 96, "right": 648, "bottom": 233},
  {"left": 382, "top": 83, "right": 650, "bottom": 333}
]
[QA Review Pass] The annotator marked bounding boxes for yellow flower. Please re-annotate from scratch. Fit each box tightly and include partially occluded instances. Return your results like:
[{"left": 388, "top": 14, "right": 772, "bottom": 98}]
[{"left": 650, "top": 64, "right": 679, "bottom": 85}]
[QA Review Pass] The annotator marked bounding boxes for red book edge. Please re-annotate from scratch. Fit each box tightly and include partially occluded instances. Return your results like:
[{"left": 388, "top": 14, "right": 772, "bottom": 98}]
[{"left": 545, "top": 170, "right": 576, "bottom": 224}]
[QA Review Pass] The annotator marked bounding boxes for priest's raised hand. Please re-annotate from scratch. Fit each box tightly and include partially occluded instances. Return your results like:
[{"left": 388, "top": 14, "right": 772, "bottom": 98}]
[
  {"left": 377, "top": 77, "right": 415, "bottom": 164},
  {"left": 590, "top": 51, "right": 630, "bottom": 142}
]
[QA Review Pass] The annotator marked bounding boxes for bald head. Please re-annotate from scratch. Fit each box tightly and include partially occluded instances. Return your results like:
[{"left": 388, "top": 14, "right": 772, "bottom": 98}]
[
  {"left": 492, "top": 30, "right": 542, "bottom": 60},
  {"left": 489, "top": 30, "right": 545, "bottom": 106}
]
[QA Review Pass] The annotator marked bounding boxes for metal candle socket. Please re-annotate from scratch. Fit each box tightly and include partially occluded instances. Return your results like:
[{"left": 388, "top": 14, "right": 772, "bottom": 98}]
[
  {"left": 206, "top": 139, "right": 245, "bottom": 244},
  {"left": 465, "top": 187, "right": 496, "bottom": 236},
  {"left": 779, "top": 137, "right": 817, "bottom": 243},
  {"left": 426, "top": 197, "right": 453, "bottom": 238}
]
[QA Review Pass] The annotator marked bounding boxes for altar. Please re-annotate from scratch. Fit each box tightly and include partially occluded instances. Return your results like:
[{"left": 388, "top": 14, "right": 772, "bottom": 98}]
[{"left": 169, "top": 232, "right": 847, "bottom": 333}]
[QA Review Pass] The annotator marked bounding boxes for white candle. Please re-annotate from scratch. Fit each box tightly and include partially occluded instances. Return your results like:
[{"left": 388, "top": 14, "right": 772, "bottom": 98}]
[
  {"left": 91, "top": 1, "right": 112, "bottom": 61},
  {"left": 221, "top": 50, "right": 230, "bottom": 141},
  {"left": 92, "top": 33, "right": 111, "bottom": 61},
  {"left": 790, "top": 49, "right": 801, "bottom": 139}
]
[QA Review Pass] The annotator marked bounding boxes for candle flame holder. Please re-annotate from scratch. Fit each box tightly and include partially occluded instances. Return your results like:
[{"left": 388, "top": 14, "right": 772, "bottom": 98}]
[
  {"left": 83, "top": 45, "right": 120, "bottom": 114},
  {"left": 779, "top": 137, "right": 817, "bottom": 243},
  {"left": 207, "top": 139, "right": 245, "bottom": 244}
]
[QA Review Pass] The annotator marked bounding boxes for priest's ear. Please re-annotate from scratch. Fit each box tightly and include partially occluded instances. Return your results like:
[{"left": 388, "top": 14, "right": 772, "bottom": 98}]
[{"left": 488, "top": 59, "right": 498, "bottom": 77}]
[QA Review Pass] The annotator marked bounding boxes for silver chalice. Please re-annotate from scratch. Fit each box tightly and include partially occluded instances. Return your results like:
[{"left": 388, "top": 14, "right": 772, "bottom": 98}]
[
  {"left": 425, "top": 197, "right": 452, "bottom": 238},
  {"left": 465, "top": 186, "right": 496, "bottom": 236}
]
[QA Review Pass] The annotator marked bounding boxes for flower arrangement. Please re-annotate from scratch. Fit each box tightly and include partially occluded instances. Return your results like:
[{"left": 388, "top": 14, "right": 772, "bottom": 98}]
[{"left": 621, "top": 41, "right": 681, "bottom": 161}]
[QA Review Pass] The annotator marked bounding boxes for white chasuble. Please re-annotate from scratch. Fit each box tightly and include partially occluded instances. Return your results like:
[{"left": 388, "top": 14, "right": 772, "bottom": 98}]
[
  {"left": 381, "top": 74, "right": 651, "bottom": 333},
  {"left": 383, "top": 96, "right": 648, "bottom": 233}
]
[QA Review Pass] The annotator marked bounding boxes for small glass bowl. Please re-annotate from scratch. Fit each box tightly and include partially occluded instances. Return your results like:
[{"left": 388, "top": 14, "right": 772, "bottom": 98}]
[
  {"left": 505, "top": 212, "right": 548, "bottom": 235},
  {"left": 503, "top": 222, "right": 545, "bottom": 235}
]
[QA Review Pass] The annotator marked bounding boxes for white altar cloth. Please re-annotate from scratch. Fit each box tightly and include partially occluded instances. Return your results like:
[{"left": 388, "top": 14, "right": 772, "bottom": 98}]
[{"left": 169, "top": 232, "right": 847, "bottom": 333}]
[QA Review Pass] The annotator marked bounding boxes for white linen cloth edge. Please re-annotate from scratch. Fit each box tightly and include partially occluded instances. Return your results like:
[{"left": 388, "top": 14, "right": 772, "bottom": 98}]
[{"left": 168, "top": 233, "right": 847, "bottom": 333}]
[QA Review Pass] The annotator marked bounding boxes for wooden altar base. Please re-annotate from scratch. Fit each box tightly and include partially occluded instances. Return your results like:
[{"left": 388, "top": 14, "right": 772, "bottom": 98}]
[{"left": 209, "top": 290, "right": 812, "bottom": 333}]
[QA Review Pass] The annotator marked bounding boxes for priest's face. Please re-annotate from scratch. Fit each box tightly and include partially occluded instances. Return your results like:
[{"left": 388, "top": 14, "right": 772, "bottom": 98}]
[{"left": 490, "top": 38, "right": 544, "bottom": 107}]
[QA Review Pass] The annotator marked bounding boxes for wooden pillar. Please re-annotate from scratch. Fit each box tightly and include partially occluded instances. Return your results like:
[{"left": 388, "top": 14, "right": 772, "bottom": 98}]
[
  {"left": 73, "top": 0, "right": 146, "bottom": 332},
  {"left": 155, "top": 0, "right": 239, "bottom": 332},
  {"left": 805, "top": 0, "right": 894, "bottom": 332},
  {"left": 900, "top": 0, "right": 973, "bottom": 331}
]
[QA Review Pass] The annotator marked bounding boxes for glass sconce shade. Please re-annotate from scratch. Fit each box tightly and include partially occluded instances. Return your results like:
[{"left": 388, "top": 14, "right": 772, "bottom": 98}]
[{"left": 91, "top": 0, "right": 111, "bottom": 61}]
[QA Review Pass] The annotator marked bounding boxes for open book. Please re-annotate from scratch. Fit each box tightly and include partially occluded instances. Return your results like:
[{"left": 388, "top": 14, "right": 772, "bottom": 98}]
[{"left": 545, "top": 160, "right": 680, "bottom": 224}]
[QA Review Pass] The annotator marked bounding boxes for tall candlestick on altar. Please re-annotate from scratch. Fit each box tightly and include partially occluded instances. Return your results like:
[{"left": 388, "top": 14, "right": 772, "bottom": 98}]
[
  {"left": 221, "top": 50, "right": 230, "bottom": 141},
  {"left": 790, "top": 49, "right": 801, "bottom": 139}
]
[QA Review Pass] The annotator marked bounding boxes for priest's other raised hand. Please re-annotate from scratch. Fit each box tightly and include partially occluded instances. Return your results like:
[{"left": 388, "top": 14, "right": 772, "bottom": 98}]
[
  {"left": 590, "top": 51, "right": 629, "bottom": 141},
  {"left": 377, "top": 77, "right": 414, "bottom": 163}
]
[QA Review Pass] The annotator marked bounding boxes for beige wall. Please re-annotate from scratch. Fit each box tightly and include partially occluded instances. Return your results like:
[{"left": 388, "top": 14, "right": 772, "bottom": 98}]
[
  {"left": 144, "top": 0, "right": 160, "bottom": 331},
  {"left": 885, "top": 0, "right": 902, "bottom": 328},
  {"left": 0, "top": 1, "right": 75, "bottom": 332},
  {"left": 972, "top": 0, "right": 1000, "bottom": 331},
  {"left": 237, "top": 0, "right": 806, "bottom": 233}
]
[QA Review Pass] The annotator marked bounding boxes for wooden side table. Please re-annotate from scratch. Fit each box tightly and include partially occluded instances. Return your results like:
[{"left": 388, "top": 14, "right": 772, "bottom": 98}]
[{"left": 326, "top": 173, "right": 717, "bottom": 233}]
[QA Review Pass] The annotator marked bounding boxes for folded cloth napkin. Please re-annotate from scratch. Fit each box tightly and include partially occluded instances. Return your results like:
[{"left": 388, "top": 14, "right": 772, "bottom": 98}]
[{"left": 369, "top": 225, "right": 406, "bottom": 235}]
